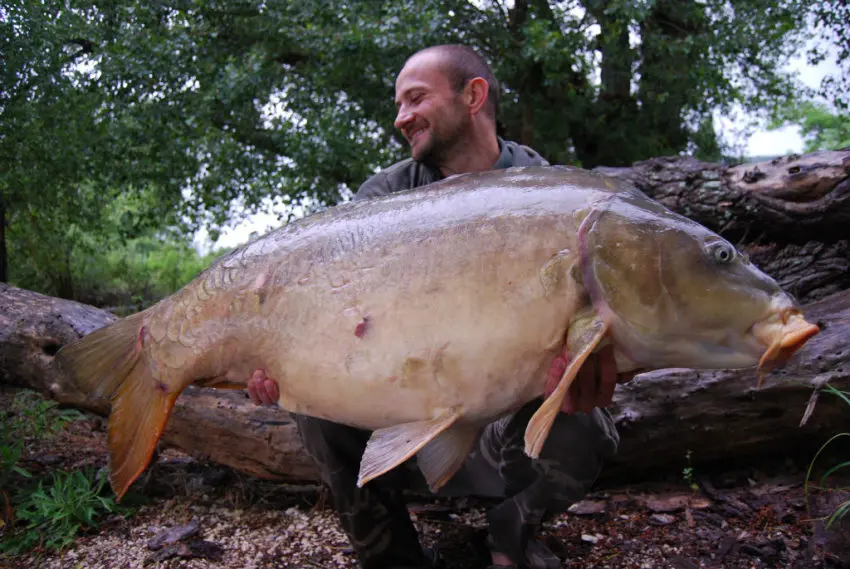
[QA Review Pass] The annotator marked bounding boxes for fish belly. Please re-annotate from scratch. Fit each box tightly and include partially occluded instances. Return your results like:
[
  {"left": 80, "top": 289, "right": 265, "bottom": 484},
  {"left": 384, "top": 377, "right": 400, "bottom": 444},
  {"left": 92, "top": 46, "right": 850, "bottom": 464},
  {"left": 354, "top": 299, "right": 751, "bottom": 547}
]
[{"left": 261, "top": 217, "right": 584, "bottom": 430}]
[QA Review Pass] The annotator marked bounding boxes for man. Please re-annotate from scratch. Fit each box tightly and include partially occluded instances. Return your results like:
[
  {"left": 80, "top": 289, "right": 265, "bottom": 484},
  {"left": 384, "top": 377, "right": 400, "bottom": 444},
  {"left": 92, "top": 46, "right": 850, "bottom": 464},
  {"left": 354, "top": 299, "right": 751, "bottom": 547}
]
[{"left": 248, "top": 44, "right": 635, "bottom": 569}]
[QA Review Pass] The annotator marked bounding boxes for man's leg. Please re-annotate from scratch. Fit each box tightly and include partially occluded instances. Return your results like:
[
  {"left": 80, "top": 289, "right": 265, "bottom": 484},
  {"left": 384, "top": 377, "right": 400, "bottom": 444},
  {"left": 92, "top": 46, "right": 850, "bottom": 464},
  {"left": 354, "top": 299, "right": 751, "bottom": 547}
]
[
  {"left": 444, "top": 399, "right": 619, "bottom": 568},
  {"left": 294, "top": 414, "right": 434, "bottom": 569}
]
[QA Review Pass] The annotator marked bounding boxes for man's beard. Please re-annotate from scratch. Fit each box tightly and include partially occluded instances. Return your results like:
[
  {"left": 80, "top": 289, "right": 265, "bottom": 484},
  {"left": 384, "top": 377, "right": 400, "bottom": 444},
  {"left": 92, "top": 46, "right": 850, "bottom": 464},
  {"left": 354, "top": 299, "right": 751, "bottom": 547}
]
[{"left": 413, "top": 111, "right": 472, "bottom": 168}]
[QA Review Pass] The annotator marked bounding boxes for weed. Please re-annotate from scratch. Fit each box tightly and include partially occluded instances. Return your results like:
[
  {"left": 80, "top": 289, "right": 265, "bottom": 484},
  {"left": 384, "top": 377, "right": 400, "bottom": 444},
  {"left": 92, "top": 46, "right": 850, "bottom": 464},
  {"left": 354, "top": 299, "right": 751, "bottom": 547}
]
[
  {"left": 1, "top": 467, "right": 131, "bottom": 555},
  {"left": 1, "top": 390, "right": 134, "bottom": 555},
  {"left": 804, "top": 383, "right": 850, "bottom": 530},
  {"left": 682, "top": 449, "right": 699, "bottom": 493}
]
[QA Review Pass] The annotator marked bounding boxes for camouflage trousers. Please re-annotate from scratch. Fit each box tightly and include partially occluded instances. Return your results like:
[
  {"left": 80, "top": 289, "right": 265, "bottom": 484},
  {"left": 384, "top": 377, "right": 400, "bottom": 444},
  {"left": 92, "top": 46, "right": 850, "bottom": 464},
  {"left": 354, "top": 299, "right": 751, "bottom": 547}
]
[{"left": 294, "top": 399, "right": 619, "bottom": 569}]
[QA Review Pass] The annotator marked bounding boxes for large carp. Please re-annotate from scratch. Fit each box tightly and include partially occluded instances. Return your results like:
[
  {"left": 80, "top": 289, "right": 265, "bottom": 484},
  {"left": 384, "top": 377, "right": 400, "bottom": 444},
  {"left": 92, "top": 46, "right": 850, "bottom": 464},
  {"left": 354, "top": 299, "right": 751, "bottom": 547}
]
[{"left": 55, "top": 166, "right": 819, "bottom": 500}]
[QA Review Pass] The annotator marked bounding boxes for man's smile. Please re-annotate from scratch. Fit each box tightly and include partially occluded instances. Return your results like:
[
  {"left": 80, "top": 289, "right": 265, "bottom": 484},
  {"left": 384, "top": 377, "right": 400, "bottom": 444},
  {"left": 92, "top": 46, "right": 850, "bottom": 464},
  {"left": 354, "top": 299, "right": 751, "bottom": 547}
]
[{"left": 406, "top": 125, "right": 428, "bottom": 147}]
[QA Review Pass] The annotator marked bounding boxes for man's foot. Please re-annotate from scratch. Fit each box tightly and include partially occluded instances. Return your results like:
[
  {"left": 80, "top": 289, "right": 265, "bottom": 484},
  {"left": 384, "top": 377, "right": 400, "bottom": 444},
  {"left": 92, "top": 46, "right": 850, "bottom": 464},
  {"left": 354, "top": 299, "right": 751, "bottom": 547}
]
[{"left": 474, "top": 530, "right": 560, "bottom": 569}]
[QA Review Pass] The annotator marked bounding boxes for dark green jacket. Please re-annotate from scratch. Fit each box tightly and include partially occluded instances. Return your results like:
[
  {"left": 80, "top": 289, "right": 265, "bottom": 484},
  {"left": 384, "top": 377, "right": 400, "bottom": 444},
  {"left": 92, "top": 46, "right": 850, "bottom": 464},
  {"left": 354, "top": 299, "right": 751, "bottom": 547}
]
[{"left": 353, "top": 138, "right": 549, "bottom": 201}]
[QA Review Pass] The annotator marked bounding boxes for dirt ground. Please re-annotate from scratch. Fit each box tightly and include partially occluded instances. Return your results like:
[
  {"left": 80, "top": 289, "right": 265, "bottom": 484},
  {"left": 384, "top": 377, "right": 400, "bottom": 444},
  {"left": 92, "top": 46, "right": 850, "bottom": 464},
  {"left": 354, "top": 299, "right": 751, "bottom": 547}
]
[{"left": 2, "top": 387, "right": 849, "bottom": 569}]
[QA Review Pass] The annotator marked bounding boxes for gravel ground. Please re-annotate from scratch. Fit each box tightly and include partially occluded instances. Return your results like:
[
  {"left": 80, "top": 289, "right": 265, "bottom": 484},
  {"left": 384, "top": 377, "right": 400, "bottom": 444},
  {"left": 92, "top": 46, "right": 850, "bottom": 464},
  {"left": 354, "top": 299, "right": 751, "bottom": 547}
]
[{"left": 2, "top": 388, "right": 849, "bottom": 569}]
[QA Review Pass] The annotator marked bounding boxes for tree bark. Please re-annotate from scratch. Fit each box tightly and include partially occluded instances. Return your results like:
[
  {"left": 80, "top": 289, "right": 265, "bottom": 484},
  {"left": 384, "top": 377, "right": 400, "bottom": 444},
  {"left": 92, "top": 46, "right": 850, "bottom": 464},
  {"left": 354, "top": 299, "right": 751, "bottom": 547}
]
[
  {"left": 593, "top": 150, "right": 850, "bottom": 243},
  {"left": 2, "top": 150, "right": 849, "bottom": 485}
]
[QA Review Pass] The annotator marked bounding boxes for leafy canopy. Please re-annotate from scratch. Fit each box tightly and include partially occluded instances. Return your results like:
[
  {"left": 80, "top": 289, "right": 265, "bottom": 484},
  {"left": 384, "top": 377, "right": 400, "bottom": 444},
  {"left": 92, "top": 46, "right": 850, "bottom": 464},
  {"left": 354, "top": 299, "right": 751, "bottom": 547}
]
[{"left": 2, "top": 0, "right": 846, "bottom": 248}]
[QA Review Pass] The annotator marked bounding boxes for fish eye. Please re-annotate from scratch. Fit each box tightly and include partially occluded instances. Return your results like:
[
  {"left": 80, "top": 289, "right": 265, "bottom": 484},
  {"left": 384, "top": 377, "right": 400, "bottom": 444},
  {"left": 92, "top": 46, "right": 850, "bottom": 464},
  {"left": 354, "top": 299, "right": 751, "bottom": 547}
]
[{"left": 706, "top": 241, "right": 736, "bottom": 264}]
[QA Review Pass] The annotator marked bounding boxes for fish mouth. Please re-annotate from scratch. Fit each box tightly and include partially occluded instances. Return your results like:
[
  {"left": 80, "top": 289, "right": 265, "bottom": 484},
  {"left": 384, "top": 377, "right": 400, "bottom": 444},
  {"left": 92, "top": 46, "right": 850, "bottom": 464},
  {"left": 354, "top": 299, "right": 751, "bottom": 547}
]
[{"left": 751, "top": 308, "right": 820, "bottom": 388}]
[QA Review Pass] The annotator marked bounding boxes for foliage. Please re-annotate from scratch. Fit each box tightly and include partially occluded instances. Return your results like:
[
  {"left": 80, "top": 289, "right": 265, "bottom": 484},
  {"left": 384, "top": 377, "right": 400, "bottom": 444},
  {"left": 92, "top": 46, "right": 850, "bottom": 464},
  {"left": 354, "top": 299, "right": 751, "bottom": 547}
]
[
  {"left": 0, "top": 391, "right": 132, "bottom": 556},
  {"left": 1, "top": 392, "right": 83, "bottom": 498},
  {"left": 3, "top": 1, "right": 843, "bottom": 207},
  {"left": 9, "top": 391, "right": 86, "bottom": 440},
  {"left": 2, "top": 0, "right": 847, "bottom": 288},
  {"left": 1, "top": 468, "right": 127, "bottom": 555},
  {"left": 7, "top": 189, "right": 229, "bottom": 306},
  {"left": 769, "top": 102, "right": 850, "bottom": 153},
  {"left": 805, "top": 0, "right": 850, "bottom": 110},
  {"left": 804, "top": 383, "right": 850, "bottom": 531}
]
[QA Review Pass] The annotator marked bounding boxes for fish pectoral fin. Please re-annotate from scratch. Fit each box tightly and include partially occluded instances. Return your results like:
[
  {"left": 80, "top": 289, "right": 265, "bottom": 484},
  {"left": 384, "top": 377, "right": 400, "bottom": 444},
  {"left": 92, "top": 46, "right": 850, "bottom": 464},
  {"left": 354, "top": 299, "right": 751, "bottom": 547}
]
[
  {"left": 357, "top": 407, "right": 463, "bottom": 488},
  {"left": 524, "top": 312, "right": 609, "bottom": 459},
  {"left": 416, "top": 423, "right": 480, "bottom": 492}
]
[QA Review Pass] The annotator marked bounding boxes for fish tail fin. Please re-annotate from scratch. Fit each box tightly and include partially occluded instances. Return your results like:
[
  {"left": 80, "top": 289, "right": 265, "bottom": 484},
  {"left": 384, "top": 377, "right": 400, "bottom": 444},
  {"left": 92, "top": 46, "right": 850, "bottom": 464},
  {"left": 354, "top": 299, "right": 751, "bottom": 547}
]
[
  {"left": 106, "top": 357, "right": 180, "bottom": 501},
  {"left": 55, "top": 312, "right": 180, "bottom": 501}
]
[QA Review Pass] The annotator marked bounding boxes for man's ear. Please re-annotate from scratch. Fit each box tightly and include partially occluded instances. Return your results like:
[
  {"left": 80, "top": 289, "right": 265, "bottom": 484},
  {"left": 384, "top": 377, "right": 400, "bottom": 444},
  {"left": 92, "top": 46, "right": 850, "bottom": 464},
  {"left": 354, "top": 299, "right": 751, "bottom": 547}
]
[{"left": 465, "top": 77, "right": 490, "bottom": 115}]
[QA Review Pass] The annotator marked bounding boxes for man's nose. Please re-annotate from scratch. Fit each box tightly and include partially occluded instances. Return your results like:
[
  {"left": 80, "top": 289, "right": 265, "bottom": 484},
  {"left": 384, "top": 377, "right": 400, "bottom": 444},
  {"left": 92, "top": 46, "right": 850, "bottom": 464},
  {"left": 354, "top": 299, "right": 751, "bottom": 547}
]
[{"left": 394, "top": 107, "right": 413, "bottom": 131}]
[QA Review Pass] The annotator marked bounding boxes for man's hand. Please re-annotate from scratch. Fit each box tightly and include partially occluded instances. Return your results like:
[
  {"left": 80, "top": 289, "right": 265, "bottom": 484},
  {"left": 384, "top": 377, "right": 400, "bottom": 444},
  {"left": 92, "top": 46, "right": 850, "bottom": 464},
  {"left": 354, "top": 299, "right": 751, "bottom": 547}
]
[
  {"left": 247, "top": 369, "right": 280, "bottom": 406},
  {"left": 544, "top": 345, "right": 642, "bottom": 414}
]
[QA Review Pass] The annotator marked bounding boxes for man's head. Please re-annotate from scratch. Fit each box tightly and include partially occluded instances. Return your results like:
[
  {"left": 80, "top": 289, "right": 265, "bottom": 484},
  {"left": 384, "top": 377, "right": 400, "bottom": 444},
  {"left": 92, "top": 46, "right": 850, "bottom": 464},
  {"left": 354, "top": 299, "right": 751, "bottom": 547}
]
[{"left": 394, "top": 45, "right": 500, "bottom": 165}]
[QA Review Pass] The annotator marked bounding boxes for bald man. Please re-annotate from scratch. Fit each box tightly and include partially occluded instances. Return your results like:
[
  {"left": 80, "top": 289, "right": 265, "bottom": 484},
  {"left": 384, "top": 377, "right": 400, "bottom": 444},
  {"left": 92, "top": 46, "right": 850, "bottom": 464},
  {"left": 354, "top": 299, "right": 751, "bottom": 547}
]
[{"left": 249, "top": 45, "right": 634, "bottom": 569}]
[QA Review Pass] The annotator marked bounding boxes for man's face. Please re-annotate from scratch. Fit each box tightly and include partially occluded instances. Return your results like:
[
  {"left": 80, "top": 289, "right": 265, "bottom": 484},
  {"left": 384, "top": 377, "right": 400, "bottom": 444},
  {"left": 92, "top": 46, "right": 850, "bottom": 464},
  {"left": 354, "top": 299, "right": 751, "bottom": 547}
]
[{"left": 393, "top": 53, "right": 471, "bottom": 164}]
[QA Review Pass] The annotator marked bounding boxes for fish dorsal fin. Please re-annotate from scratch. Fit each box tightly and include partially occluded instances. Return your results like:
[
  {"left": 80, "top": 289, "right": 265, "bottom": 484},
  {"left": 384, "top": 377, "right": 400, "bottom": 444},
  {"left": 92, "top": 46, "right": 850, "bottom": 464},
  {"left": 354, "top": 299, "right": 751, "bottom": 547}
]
[
  {"left": 357, "top": 407, "right": 463, "bottom": 488},
  {"left": 416, "top": 423, "right": 480, "bottom": 492},
  {"left": 524, "top": 313, "right": 609, "bottom": 458}
]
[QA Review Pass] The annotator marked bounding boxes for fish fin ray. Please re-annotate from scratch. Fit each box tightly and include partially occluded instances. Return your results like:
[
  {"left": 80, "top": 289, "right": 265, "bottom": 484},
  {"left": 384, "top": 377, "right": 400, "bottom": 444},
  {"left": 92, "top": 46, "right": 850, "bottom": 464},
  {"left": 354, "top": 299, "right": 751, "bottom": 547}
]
[
  {"left": 54, "top": 312, "right": 147, "bottom": 400},
  {"left": 108, "top": 366, "right": 180, "bottom": 500},
  {"left": 539, "top": 249, "right": 575, "bottom": 296},
  {"left": 357, "top": 407, "right": 462, "bottom": 488},
  {"left": 416, "top": 424, "right": 480, "bottom": 492},
  {"left": 524, "top": 315, "right": 609, "bottom": 458},
  {"left": 54, "top": 312, "right": 185, "bottom": 501}
]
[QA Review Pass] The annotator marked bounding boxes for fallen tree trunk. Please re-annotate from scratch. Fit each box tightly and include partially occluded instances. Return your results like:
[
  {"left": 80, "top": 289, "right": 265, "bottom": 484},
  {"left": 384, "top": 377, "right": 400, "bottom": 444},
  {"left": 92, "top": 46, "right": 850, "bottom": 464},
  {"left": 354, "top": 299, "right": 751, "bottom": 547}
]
[
  {"left": 594, "top": 149, "right": 850, "bottom": 244},
  {"left": 2, "top": 284, "right": 849, "bottom": 486}
]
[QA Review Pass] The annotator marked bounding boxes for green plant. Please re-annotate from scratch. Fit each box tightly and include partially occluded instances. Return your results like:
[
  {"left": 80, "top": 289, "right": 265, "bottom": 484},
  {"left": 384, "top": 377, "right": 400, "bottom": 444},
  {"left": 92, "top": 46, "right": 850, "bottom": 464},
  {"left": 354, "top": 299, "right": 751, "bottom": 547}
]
[
  {"left": 804, "top": 383, "right": 850, "bottom": 530},
  {"left": 682, "top": 449, "right": 699, "bottom": 493},
  {"left": 1, "top": 467, "right": 131, "bottom": 554},
  {"left": 1, "top": 390, "right": 131, "bottom": 555},
  {"left": 9, "top": 391, "right": 85, "bottom": 439}
]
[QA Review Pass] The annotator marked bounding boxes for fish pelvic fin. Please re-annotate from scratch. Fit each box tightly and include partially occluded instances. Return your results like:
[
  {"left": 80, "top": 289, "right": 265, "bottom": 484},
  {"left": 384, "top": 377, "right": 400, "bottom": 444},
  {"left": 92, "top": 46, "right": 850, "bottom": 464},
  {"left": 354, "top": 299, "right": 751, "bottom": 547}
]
[
  {"left": 357, "top": 407, "right": 463, "bottom": 488},
  {"left": 416, "top": 423, "right": 480, "bottom": 492},
  {"left": 54, "top": 312, "right": 179, "bottom": 501},
  {"left": 524, "top": 312, "right": 609, "bottom": 459}
]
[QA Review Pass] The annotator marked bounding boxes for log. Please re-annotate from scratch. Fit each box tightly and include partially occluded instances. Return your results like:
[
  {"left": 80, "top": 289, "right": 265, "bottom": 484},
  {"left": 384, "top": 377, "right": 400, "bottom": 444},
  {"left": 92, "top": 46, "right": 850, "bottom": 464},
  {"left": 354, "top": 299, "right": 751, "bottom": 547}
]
[
  {"left": 2, "top": 285, "right": 849, "bottom": 486},
  {"left": 593, "top": 149, "right": 850, "bottom": 243}
]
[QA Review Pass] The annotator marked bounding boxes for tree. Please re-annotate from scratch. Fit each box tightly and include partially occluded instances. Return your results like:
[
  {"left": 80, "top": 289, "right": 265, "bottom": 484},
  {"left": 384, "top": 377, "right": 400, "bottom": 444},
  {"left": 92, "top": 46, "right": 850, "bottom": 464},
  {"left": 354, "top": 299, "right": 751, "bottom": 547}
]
[
  {"left": 2, "top": 1, "right": 847, "bottom": 282},
  {"left": 770, "top": 102, "right": 850, "bottom": 153},
  {"left": 805, "top": 0, "right": 850, "bottom": 110}
]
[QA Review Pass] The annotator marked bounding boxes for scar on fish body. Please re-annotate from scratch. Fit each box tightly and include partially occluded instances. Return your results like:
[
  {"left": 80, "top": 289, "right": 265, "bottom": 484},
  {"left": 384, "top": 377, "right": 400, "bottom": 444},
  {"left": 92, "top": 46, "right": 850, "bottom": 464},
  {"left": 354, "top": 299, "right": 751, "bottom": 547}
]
[
  {"left": 355, "top": 317, "right": 370, "bottom": 338},
  {"left": 136, "top": 326, "right": 146, "bottom": 352}
]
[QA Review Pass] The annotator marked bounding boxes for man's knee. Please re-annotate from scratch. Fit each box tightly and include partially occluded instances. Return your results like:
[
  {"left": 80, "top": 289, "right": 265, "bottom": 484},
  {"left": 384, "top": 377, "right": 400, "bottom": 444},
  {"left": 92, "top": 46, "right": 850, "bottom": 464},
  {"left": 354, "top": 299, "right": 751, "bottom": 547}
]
[
  {"left": 294, "top": 414, "right": 370, "bottom": 478},
  {"left": 548, "top": 407, "right": 619, "bottom": 461},
  {"left": 487, "top": 403, "right": 619, "bottom": 501}
]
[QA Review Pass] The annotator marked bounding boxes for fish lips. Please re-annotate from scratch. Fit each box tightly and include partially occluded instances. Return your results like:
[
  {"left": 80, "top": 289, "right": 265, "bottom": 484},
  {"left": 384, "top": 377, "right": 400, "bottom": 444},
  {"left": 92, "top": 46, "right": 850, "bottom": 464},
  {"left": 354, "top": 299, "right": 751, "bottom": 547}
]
[{"left": 752, "top": 309, "right": 820, "bottom": 386}]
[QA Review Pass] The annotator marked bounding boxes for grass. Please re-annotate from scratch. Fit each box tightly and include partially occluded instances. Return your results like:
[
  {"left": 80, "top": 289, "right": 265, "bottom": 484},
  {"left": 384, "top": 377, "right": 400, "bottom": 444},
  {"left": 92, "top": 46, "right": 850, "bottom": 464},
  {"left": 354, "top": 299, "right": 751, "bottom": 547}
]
[{"left": 804, "top": 383, "right": 850, "bottom": 530}]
